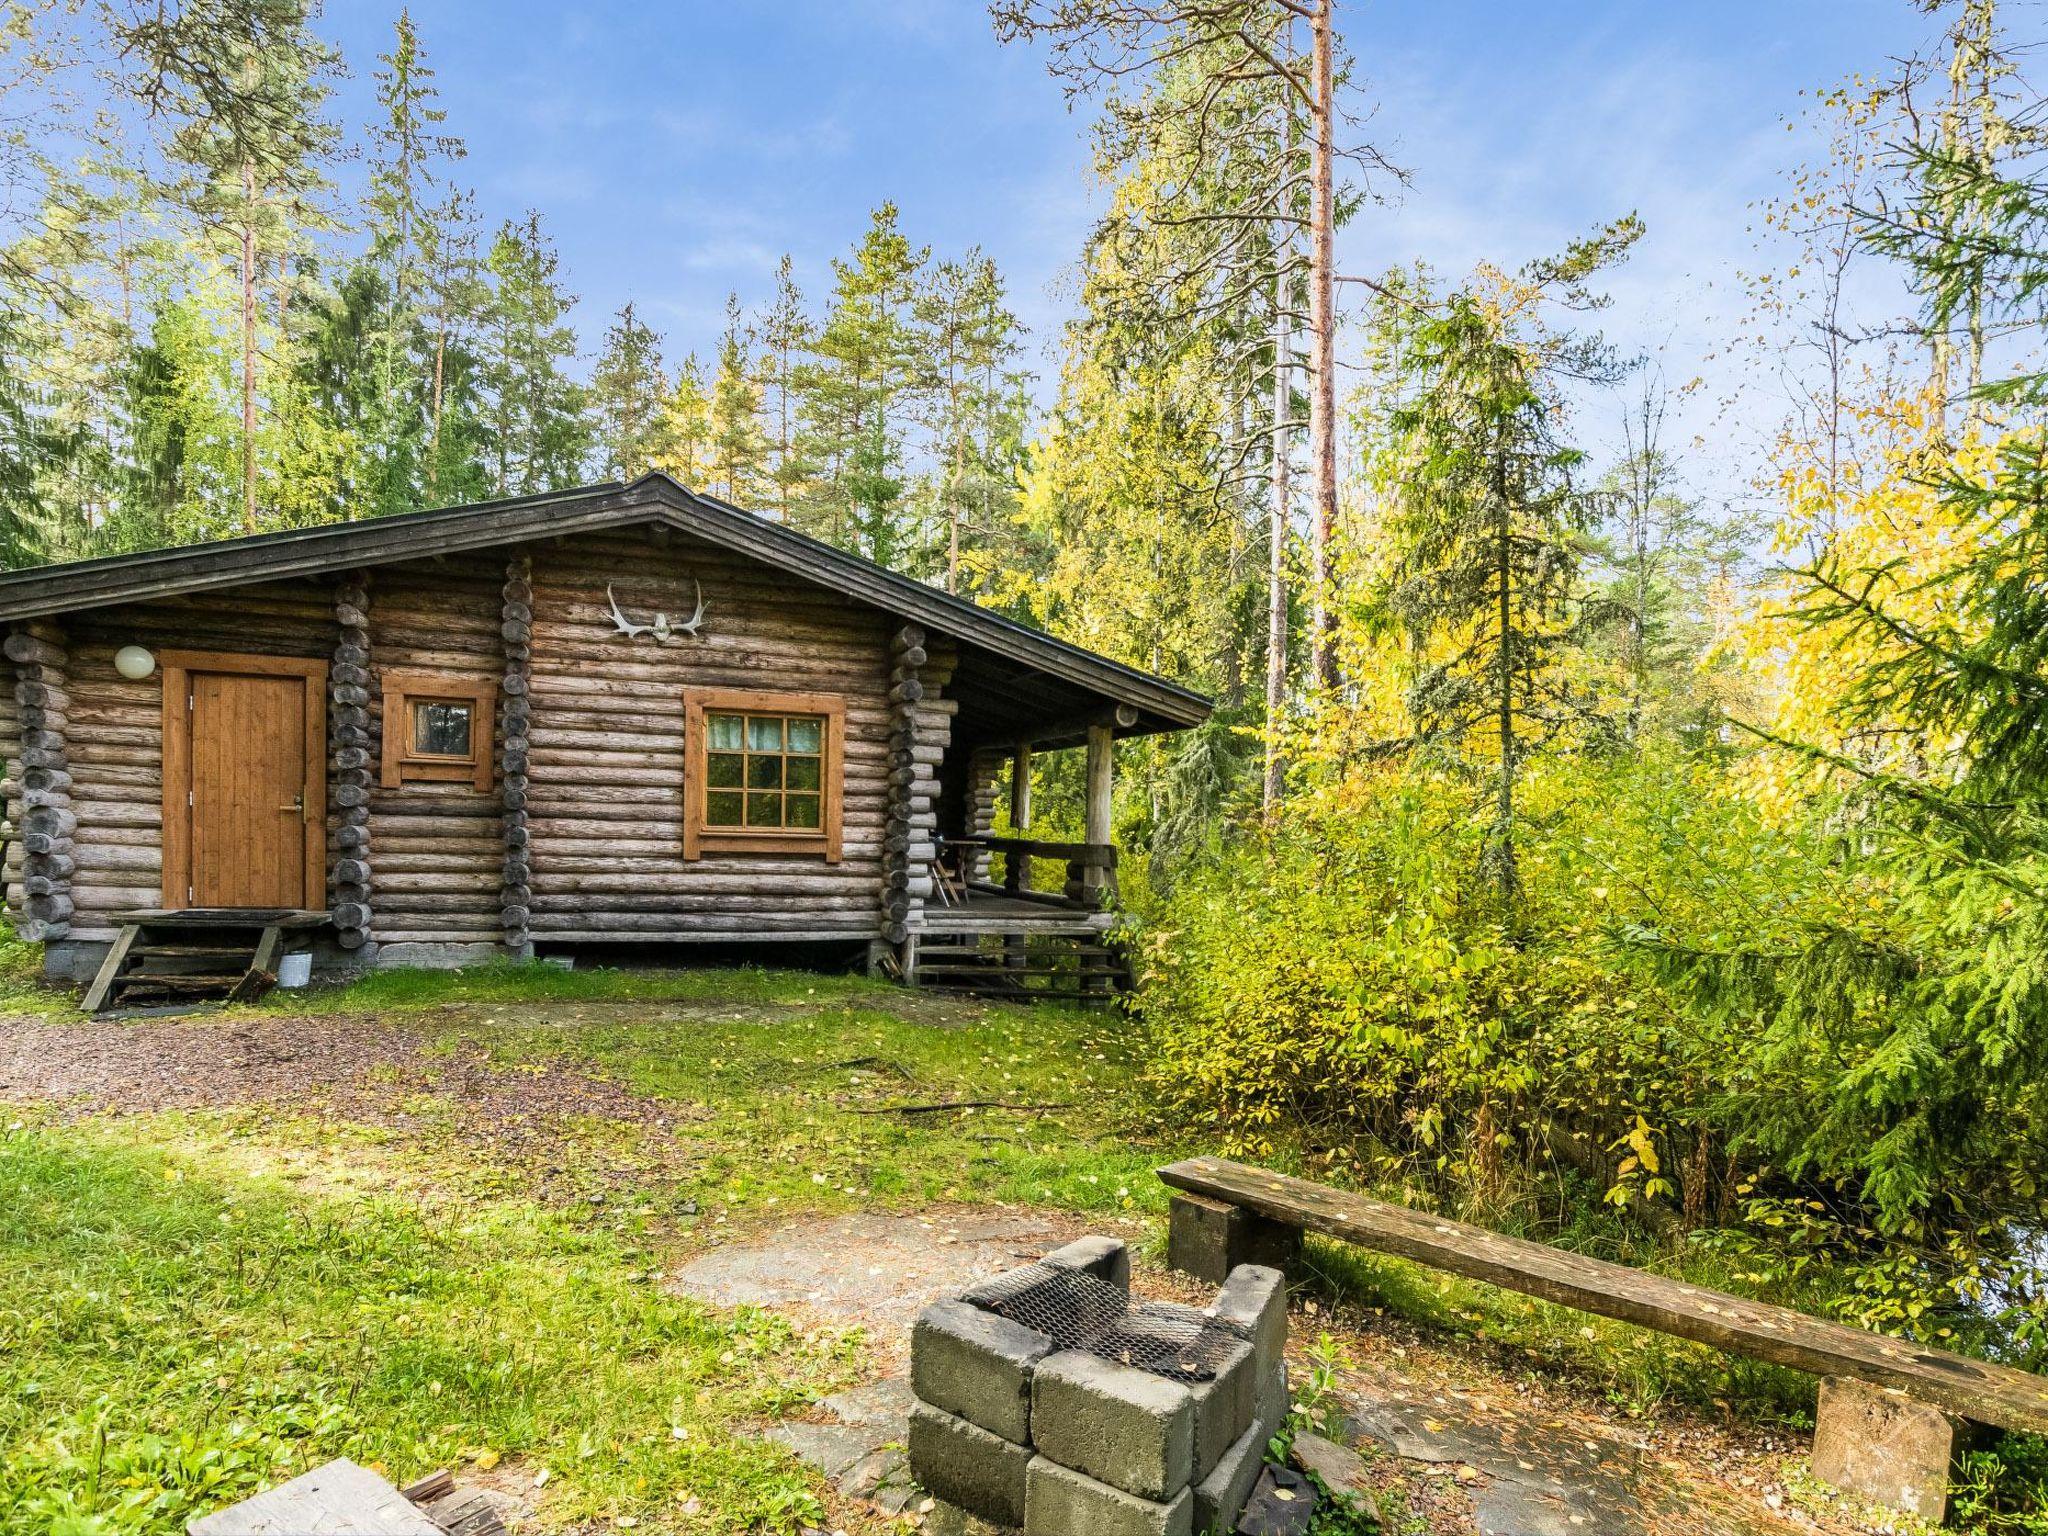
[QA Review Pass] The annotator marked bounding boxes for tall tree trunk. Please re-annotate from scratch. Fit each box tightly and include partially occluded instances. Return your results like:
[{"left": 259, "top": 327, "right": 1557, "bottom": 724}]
[
  {"left": 240, "top": 159, "right": 259, "bottom": 534},
  {"left": 1492, "top": 459, "right": 1517, "bottom": 902},
  {"left": 1264, "top": 251, "right": 1293, "bottom": 810},
  {"left": 1307, "top": 0, "right": 1339, "bottom": 691}
]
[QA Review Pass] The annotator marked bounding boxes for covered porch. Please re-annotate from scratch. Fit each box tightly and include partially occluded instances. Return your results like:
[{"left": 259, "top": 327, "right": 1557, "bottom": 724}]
[{"left": 904, "top": 711, "right": 1130, "bottom": 1001}]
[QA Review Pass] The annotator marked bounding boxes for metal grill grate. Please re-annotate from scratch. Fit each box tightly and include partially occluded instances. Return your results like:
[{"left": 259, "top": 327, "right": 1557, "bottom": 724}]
[{"left": 965, "top": 1263, "right": 1239, "bottom": 1383}]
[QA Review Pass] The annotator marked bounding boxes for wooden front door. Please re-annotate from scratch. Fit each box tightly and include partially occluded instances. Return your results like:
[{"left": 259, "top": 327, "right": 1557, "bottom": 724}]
[{"left": 162, "top": 652, "right": 328, "bottom": 910}]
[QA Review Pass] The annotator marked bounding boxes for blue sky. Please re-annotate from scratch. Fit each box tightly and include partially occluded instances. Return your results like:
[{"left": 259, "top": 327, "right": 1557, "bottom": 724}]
[{"left": 316, "top": 1, "right": 1943, "bottom": 472}]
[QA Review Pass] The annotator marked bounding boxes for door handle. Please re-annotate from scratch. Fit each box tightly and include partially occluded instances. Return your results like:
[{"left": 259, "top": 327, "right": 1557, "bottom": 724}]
[{"left": 278, "top": 794, "right": 306, "bottom": 821}]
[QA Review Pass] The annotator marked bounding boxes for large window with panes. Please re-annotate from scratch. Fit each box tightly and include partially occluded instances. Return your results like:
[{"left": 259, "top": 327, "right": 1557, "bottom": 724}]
[{"left": 683, "top": 688, "right": 844, "bottom": 861}]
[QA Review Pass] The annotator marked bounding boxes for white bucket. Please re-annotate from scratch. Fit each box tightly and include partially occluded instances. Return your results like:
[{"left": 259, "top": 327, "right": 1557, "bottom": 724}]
[{"left": 277, "top": 951, "right": 313, "bottom": 989}]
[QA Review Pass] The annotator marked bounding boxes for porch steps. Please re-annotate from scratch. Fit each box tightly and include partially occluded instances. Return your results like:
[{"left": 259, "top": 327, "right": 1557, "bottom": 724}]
[
  {"left": 82, "top": 909, "right": 322, "bottom": 1014},
  {"left": 910, "top": 932, "right": 1133, "bottom": 1006}
]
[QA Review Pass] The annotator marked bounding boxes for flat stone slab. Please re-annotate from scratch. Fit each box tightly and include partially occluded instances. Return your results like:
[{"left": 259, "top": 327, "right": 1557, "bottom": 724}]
[
  {"left": 1341, "top": 1383, "right": 1803, "bottom": 1536},
  {"left": 669, "top": 1211, "right": 1064, "bottom": 1337},
  {"left": 188, "top": 1459, "right": 441, "bottom": 1536},
  {"left": 763, "top": 1375, "right": 920, "bottom": 1514}
]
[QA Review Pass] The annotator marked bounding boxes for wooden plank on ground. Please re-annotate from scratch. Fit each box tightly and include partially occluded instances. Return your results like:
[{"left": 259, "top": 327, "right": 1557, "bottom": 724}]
[
  {"left": 227, "top": 924, "right": 284, "bottom": 1004},
  {"left": 80, "top": 923, "right": 140, "bottom": 1013},
  {"left": 187, "top": 1457, "right": 443, "bottom": 1536},
  {"left": 1158, "top": 1156, "right": 2048, "bottom": 1435}
]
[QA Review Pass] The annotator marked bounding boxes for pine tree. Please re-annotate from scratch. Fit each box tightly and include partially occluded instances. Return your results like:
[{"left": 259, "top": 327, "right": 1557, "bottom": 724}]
[
  {"left": 793, "top": 203, "right": 925, "bottom": 560},
  {"left": 912, "top": 252, "right": 1023, "bottom": 590},
  {"left": 706, "top": 293, "right": 767, "bottom": 504},
  {"left": 116, "top": 0, "right": 340, "bottom": 531},
  {"left": 352, "top": 8, "right": 463, "bottom": 516},
  {"left": 419, "top": 183, "right": 490, "bottom": 504},
  {"left": 655, "top": 354, "right": 713, "bottom": 488},
  {"left": 753, "top": 255, "right": 810, "bottom": 521},
  {"left": 478, "top": 212, "right": 589, "bottom": 496},
  {"left": 589, "top": 300, "right": 669, "bottom": 479}
]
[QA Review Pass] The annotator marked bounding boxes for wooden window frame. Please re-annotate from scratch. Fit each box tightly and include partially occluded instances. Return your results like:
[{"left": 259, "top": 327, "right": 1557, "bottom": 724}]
[
  {"left": 380, "top": 669, "right": 495, "bottom": 791},
  {"left": 683, "top": 687, "right": 844, "bottom": 862},
  {"left": 160, "top": 649, "right": 329, "bottom": 910}
]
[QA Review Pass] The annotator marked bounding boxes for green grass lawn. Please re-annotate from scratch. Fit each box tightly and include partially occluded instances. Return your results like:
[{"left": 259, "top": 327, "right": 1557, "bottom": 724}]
[
  {"left": 0, "top": 966, "right": 1182, "bottom": 1536},
  {"left": 13, "top": 960, "right": 2036, "bottom": 1534}
]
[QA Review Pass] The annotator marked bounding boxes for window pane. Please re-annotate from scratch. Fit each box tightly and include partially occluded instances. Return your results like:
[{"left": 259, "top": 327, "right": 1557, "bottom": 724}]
[
  {"left": 707, "top": 713, "right": 744, "bottom": 751},
  {"left": 413, "top": 699, "right": 473, "bottom": 757},
  {"left": 786, "top": 792, "right": 821, "bottom": 830},
  {"left": 745, "top": 792, "right": 782, "bottom": 828},
  {"left": 705, "top": 790, "right": 744, "bottom": 826},
  {"left": 746, "top": 754, "right": 783, "bottom": 789},
  {"left": 786, "top": 717, "right": 823, "bottom": 753},
  {"left": 786, "top": 755, "right": 820, "bottom": 791},
  {"left": 706, "top": 752, "right": 744, "bottom": 789},
  {"left": 747, "top": 715, "right": 783, "bottom": 752}
]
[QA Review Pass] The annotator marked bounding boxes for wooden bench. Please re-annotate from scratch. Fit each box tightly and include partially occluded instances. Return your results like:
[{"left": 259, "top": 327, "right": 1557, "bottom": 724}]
[{"left": 1161, "top": 1156, "right": 2048, "bottom": 1522}]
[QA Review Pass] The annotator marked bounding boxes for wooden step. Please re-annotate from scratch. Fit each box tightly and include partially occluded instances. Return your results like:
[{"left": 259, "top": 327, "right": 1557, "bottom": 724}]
[
  {"left": 82, "top": 921, "right": 287, "bottom": 1014},
  {"left": 112, "top": 973, "right": 249, "bottom": 993}
]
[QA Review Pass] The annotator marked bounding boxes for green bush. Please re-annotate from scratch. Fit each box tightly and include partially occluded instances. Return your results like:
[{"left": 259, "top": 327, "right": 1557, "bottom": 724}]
[{"left": 1130, "top": 754, "right": 2048, "bottom": 1359}]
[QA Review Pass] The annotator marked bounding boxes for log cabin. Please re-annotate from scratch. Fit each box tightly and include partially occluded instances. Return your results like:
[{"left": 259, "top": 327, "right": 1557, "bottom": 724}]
[{"left": 0, "top": 474, "right": 1209, "bottom": 1007}]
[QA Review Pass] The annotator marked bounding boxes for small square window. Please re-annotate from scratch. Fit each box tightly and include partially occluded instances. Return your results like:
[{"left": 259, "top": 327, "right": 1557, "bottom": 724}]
[
  {"left": 747, "top": 716, "right": 783, "bottom": 752},
  {"left": 786, "top": 718, "right": 822, "bottom": 753},
  {"left": 412, "top": 699, "right": 473, "bottom": 758},
  {"left": 708, "top": 714, "right": 745, "bottom": 751},
  {"left": 705, "top": 790, "right": 744, "bottom": 826},
  {"left": 381, "top": 670, "right": 494, "bottom": 791},
  {"left": 706, "top": 752, "right": 744, "bottom": 789}
]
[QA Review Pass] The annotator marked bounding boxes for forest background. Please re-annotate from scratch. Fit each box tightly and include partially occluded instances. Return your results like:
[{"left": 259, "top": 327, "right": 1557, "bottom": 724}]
[{"left": 4, "top": 0, "right": 2048, "bottom": 1519}]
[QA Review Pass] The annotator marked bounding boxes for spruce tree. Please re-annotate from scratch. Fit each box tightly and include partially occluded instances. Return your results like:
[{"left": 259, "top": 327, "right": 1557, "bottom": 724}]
[{"left": 1383, "top": 226, "right": 1638, "bottom": 901}]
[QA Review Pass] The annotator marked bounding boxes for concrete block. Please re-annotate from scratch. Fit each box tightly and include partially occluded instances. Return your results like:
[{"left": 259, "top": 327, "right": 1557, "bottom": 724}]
[
  {"left": 1205, "top": 1264, "right": 1288, "bottom": 1366},
  {"left": 1256, "top": 1359, "right": 1289, "bottom": 1433},
  {"left": 1169, "top": 1194, "right": 1302, "bottom": 1286},
  {"left": 1193, "top": 1413, "right": 1274, "bottom": 1536},
  {"left": 908, "top": 1401, "right": 1033, "bottom": 1528},
  {"left": 1042, "top": 1235, "right": 1131, "bottom": 1290},
  {"left": 1811, "top": 1376, "right": 1971, "bottom": 1523},
  {"left": 1024, "top": 1456, "right": 1194, "bottom": 1536},
  {"left": 1032, "top": 1350, "right": 1195, "bottom": 1501},
  {"left": 913, "top": 1297, "right": 1054, "bottom": 1444},
  {"left": 1189, "top": 1340, "right": 1255, "bottom": 1481}
]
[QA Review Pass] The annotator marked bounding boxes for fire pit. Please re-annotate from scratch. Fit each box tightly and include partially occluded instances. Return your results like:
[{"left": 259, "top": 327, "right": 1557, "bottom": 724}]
[{"left": 908, "top": 1236, "right": 1288, "bottom": 1534}]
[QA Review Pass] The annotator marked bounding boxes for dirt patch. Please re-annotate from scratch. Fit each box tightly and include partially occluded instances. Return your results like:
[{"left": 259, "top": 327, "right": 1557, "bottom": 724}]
[{"left": 0, "top": 1011, "right": 711, "bottom": 1201}]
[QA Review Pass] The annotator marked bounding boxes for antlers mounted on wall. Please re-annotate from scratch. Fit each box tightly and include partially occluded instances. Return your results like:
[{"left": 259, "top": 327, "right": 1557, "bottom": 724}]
[{"left": 605, "top": 579, "right": 705, "bottom": 643}]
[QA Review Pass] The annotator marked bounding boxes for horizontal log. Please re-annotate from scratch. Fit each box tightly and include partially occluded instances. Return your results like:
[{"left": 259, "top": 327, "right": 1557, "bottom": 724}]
[{"left": 1158, "top": 1157, "right": 2048, "bottom": 1437}]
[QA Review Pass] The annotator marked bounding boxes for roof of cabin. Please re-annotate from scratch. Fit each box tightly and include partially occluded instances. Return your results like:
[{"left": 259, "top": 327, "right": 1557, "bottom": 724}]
[{"left": 0, "top": 473, "right": 1211, "bottom": 748}]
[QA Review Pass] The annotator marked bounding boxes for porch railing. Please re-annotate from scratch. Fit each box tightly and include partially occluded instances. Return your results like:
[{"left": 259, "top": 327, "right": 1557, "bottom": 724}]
[{"left": 963, "top": 835, "right": 1118, "bottom": 911}]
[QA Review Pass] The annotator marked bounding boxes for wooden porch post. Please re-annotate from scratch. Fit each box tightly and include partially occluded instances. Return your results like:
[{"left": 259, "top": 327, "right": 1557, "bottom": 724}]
[
  {"left": 1005, "top": 743, "right": 1033, "bottom": 973},
  {"left": 1083, "top": 721, "right": 1113, "bottom": 906},
  {"left": 1010, "top": 743, "right": 1033, "bottom": 833}
]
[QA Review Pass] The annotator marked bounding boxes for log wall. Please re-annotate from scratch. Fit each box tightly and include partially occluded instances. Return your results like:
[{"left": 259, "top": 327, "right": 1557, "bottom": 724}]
[
  {"left": 366, "top": 555, "right": 507, "bottom": 950},
  {"left": 2, "top": 528, "right": 967, "bottom": 961},
  {"left": 0, "top": 656, "right": 19, "bottom": 915},
  {"left": 524, "top": 528, "right": 895, "bottom": 942}
]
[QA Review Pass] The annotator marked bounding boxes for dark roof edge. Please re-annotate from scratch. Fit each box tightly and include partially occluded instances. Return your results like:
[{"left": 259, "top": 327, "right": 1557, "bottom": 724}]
[{"left": 0, "top": 474, "right": 1212, "bottom": 729}]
